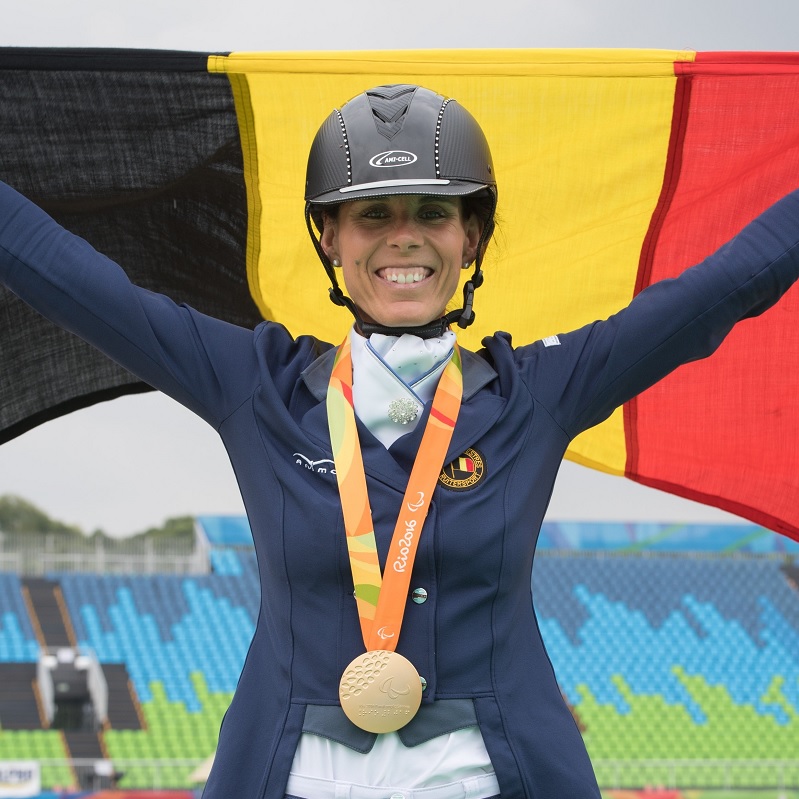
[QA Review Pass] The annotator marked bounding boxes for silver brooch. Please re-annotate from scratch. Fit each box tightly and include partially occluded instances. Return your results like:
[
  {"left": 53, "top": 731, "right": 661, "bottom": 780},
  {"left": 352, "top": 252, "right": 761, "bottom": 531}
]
[{"left": 388, "top": 398, "right": 419, "bottom": 425}]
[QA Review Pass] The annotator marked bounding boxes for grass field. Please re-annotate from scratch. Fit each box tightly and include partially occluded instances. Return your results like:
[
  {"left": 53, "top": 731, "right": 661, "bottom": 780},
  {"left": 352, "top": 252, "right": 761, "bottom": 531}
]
[{"left": 602, "top": 792, "right": 799, "bottom": 799}]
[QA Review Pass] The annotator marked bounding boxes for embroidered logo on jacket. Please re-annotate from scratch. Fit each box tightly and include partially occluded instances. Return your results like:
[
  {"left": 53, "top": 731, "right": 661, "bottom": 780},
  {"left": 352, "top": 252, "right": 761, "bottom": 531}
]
[
  {"left": 438, "top": 448, "right": 485, "bottom": 491},
  {"left": 293, "top": 452, "right": 336, "bottom": 475}
]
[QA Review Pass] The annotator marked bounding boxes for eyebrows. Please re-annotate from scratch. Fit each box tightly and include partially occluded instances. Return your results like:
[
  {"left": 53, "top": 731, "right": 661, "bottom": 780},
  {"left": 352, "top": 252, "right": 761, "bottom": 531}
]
[{"left": 351, "top": 195, "right": 461, "bottom": 208}]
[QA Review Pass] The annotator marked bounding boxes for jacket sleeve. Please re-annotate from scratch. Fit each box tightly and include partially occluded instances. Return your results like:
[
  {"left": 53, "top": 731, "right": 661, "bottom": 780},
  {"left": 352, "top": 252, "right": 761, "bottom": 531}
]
[
  {"left": 0, "top": 181, "right": 259, "bottom": 428},
  {"left": 515, "top": 187, "right": 799, "bottom": 439}
]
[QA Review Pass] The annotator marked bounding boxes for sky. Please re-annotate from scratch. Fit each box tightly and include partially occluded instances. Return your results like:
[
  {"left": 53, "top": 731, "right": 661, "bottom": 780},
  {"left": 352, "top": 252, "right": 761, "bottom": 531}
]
[{"left": 1, "top": 0, "right": 797, "bottom": 536}]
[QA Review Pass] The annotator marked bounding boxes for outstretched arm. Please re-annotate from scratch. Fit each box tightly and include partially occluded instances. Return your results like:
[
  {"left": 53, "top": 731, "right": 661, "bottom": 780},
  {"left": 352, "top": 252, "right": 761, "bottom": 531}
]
[
  {"left": 0, "top": 181, "right": 259, "bottom": 428},
  {"left": 517, "top": 188, "right": 799, "bottom": 438}
]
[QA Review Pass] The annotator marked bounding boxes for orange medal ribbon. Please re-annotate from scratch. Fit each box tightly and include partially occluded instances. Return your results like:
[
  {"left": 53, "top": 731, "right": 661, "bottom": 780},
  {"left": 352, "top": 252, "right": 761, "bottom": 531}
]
[{"left": 327, "top": 334, "right": 463, "bottom": 652}]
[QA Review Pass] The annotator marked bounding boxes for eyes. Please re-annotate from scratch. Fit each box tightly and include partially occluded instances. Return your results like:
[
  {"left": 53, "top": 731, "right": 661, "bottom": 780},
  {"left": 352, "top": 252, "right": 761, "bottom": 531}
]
[{"left": 351, "top": 199, "right": 460, "bottom": 223}]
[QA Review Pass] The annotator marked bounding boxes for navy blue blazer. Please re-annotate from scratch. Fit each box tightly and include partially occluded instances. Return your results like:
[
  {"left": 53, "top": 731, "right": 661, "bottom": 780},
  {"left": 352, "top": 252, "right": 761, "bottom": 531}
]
[{"left": 2, "top": 181, "right": 799, "bottom": 798}]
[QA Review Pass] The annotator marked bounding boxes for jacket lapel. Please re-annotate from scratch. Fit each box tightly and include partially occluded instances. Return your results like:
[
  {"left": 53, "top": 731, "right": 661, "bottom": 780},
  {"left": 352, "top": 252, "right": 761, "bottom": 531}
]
[{"left": 299, "top": 347, "right": 505, "bottom": 487}]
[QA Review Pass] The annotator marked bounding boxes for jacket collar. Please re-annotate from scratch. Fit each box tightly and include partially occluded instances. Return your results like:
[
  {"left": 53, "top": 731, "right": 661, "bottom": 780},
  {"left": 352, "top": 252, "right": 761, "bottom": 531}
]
[
  {"left": 298, "top": 343, "right": 503, "bottom": 488},
  {"left": 301, "top": 345, "right": 498, "bottom": 404}
]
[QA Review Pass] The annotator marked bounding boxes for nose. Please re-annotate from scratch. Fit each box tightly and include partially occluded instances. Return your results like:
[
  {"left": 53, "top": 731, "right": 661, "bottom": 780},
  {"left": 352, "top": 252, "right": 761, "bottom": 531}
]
[{"left": 386, "top": 215, "right": 423, "bottom": 251}]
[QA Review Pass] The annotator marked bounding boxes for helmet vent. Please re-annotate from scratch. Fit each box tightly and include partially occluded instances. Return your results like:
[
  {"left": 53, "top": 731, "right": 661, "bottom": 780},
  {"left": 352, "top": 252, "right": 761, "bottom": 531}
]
[
  {"left": 366, "top": 85, "right": 418, "bottom": 140},
  {"left": 335, "top": 109, "right": 352, "bottom": 184},
  {"left": 434, "top": 99, "right": 451, "bottom": 178}
]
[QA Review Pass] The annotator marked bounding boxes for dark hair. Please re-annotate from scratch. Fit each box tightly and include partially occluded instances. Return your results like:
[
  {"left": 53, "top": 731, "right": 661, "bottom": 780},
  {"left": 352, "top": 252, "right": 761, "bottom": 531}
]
[
  {"left": 461, "top": 190, "right": 496, "bottom": 259},
  {"left": 312, "top": 191, "right": 497, "bottom": 254}
]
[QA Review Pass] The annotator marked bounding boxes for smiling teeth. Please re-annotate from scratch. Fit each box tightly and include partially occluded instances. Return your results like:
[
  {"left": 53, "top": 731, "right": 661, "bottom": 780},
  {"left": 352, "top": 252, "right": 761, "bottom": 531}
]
[{"left": 382, "top": 269, "right": 427, "bottom": 284}]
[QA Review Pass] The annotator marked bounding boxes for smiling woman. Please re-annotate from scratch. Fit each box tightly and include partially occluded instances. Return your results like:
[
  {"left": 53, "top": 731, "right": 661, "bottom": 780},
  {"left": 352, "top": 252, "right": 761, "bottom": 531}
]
[
  {"left": 1, "top": 81, "right": 799, "bottom": 799},
  {"left": 320, "top": 195, "right": 481, "bottom": 328}
]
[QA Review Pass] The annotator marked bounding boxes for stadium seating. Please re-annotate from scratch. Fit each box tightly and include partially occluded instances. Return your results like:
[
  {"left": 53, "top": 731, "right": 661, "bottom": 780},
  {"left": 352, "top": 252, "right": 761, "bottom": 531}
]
[
  {"left": 1, "top": 522, "right": 798, "bottom": 791},
  {"left": 534, "top": 555, "right": 799, "bottom": 787},
  {"left": 54, "top": 553, "right": 260, "bottom": 788}
]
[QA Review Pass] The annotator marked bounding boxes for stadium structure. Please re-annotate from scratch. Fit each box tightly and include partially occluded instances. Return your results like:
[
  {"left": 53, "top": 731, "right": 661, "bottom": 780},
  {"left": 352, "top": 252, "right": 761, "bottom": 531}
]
[{"left": 0, "top": 517, "right": 797, "bottom": 799}]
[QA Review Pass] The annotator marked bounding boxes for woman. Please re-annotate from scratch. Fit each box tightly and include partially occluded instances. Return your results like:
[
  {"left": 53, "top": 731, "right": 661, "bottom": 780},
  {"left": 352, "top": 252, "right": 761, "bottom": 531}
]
[{"left": 1, "top": 83, "right": 798, "bottom": 799}]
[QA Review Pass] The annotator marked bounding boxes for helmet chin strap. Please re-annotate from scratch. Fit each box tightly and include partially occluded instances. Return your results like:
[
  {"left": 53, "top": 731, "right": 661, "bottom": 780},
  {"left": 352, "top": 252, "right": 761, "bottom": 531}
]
[
  {"left": 330, "top": 268, "right": 483, "bottom": 340},
  {"left": 305, "top": 203, "right": 489, "bottom": 340},
  {"left": 327, "top": 285, "right": 460, "bottom": 339}
]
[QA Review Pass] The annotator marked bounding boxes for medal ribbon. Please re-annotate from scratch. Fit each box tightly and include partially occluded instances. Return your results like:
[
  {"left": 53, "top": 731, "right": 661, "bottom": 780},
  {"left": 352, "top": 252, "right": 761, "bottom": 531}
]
[{"left": 327, "top": 334, "right": 463, "bottom": 652}]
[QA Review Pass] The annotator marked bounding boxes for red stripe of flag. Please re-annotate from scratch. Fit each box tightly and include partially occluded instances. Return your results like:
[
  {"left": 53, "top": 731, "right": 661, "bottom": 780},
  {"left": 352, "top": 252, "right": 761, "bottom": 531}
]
[{"left": 627, "top": 54, "right": 799, "bottom": 541}]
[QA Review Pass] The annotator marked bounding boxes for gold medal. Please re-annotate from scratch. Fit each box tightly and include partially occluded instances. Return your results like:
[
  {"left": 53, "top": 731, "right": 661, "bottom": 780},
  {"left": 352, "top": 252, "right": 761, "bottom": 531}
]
[{"left": 339, "top": 650, "right": 423, "bottom": 733}]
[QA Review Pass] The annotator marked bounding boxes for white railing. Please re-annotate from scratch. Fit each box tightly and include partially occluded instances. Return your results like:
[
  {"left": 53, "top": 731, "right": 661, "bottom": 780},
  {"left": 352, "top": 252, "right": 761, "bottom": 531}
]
[
  {"left": 0, "top": 529, "right": 210, "bottom": 575},
  {"left": 0, "top": 551, "right": 22, "bottom": 572},
  {"left": 35, "top": 656, "right": 54, "bottom": 725},
  {"left": 84, "top": 650, "right": 108, "bottom": 727},
  {"left": 593, "top": 758, "right": 799, "bottom": 790},
  {"left": 27, "top": 758, "right": 799, "bottom": 791},
  {"left": 36, "top": 758, "right": 206, "bottom": 791}
]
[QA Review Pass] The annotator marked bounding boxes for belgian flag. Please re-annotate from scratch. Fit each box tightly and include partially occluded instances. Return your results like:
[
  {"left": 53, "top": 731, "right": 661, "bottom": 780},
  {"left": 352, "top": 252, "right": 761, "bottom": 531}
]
[{"left": 1, "top": 47, "right": 799, "bottom": 539}]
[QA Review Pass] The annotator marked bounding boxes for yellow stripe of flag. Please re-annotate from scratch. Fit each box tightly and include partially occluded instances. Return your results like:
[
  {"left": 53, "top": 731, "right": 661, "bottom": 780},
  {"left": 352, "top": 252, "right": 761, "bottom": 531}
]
[{"left": 210, "top": 49, "right": 695, "bottom": 476}]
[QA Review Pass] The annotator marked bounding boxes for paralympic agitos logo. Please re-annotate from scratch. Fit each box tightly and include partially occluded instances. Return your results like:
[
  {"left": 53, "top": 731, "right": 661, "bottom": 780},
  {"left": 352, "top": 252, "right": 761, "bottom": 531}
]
[{"left": 369, "top": 151, "right": 418, "bottom": 167}]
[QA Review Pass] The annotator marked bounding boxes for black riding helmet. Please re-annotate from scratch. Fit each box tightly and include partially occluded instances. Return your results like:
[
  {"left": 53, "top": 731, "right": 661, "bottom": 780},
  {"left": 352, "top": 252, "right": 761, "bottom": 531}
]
[{"left": 304, "top": 84, "right": 497, "bottom": 338}]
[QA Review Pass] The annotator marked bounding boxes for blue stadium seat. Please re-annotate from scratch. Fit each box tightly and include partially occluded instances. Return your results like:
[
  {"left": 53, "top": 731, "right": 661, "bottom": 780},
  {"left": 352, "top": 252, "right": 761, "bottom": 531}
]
[
  {"left": 533, "top": 555, "right": 799, "bottom": 724},
  {"left": 59, "top": 566, "right": 258, "bottom": 709},
  {"left": 0, "top": 573, "right": 40, "bottom": 661}
]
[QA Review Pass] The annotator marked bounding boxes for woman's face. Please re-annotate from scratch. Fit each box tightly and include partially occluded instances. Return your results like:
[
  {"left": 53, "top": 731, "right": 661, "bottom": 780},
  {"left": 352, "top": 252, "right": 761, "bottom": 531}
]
[{"left": 321, "top": 194, "right": 481, "bottom": 329}]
